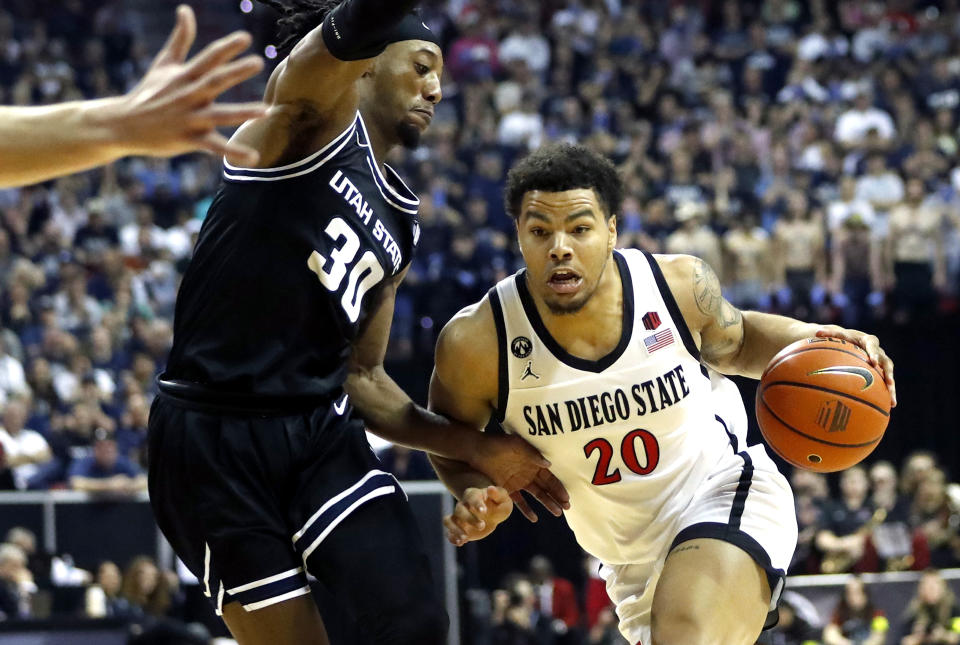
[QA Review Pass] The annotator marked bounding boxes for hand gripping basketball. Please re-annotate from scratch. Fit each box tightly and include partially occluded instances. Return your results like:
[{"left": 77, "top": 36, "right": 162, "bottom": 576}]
[{"left": 756, "top": 334, "right": 893, "bottom": 473}]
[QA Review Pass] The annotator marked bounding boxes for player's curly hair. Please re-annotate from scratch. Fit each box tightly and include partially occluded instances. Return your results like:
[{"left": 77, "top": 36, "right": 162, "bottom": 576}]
[
  {"left": 256, "top": 0, "right": 341, "bottom": 55},
  {"left": 504, "top": 144, "right": 624, "bottom": 220}
]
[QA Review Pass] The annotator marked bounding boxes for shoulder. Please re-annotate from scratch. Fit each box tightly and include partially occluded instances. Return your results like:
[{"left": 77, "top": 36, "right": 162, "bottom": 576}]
[
  {"left": 649, "top": 253, "right": 715, "bottom": 327},
  {"left": 435, "top": 295, "right": 500, "bottom": 393}
]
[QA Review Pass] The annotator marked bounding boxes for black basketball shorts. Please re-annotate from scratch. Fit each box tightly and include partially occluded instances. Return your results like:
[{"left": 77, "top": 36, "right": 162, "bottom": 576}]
[{"left": 147, "top": 389, "right": 424, "bottom": 615}]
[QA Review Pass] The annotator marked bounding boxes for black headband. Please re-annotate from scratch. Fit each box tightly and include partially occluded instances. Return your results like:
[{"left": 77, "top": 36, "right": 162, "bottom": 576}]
[
  {"left": 322, "top": 8, "right": 441, "bottom": 61},
  {"left": 388, "top": 13, "right": 441, "bottom": 48}
]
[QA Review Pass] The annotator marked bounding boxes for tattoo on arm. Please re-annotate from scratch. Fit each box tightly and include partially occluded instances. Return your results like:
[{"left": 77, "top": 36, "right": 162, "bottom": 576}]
[
  {"left": 693, "top": 259, "right": 742, "bottom": 329},
  {"left": 672, "top": 544, "right": 700, "bottom": 554}
]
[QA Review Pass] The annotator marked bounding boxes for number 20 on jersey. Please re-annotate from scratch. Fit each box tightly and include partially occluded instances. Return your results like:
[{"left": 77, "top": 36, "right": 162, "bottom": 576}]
[{"left": 584, "top": 429, "right": 660, "bottom": 485}]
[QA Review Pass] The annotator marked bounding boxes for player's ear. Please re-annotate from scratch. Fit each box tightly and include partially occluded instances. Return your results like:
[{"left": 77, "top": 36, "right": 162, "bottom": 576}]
[{"left": 607, "top": 214, "right": 617, "bottom": 253}]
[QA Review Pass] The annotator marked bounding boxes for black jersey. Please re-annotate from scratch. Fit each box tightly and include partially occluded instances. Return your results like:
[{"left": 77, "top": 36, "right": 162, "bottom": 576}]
[{"left": 164, "top": 112, "right": 420, "bottom": 400}]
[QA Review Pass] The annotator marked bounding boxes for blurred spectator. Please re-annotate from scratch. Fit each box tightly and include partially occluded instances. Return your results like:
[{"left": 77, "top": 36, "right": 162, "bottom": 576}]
[
  {"left": 830, "top": 214, "right": 883, "bottom": 328},
  {"left": 910, "top": 469, "right": 960, "bottom": 568},
  {"left": 774, "top": 191, "right": 826, "bottom": 319},
  {"left": 0, "top": 335, "right": 28, "bottom": 406},
  {"left": 0, "top": 542, "right": 35, "bottom": 620},
  {"left": 902, "top": 453, "right": 940, "bottom": 499},
  {"left": 856, "top": 154, "right": 904, "bottom": 235},
  {"left": 828, "top": 175, "right": 877, "bottom": 234},
  {"left": 869, "top": 461, "right": 930, "bottom": 573},
  {"left": 491, "top": 577, "right": 544, "bottom": 645},
  {"left": 120, "top": 556, "right": 173, "bottom": 619},
  {"left": 900, "top": 570, "right": 960, "bottom": 645},
  {"left": 822, "top": 576, "right": 888, "bottom": 645},
  {"left": 722, "top": 212, "right": 772, "bottom": 309},
  {"left": 4, "top": 528, "right": 50, "bottom": 590},
  {"left": 530, "top": 555, "right": 579, "bottom": 643},
  {"left": 664, "top": 201, "right": 722, "bottom": 272},
  {"left": 67, "top": 428, "right": 146, "bottom": 495},
  {"left": 0, "top": 397, "right": 52, "bottom": 490},
  {"left": 817, "top": 466, "right": 877, "bottom": 574},
  {"left": 886, "top": 178, "right": 947, "bottom": 320},
  {"left": 835, "top": 91, "right": 896, "bottom": 149},
  {"left": 767, "top": 590, "right": 822, "bottom": 645},
  {"left": 85, "top": 560, "right": 135, "bottom": 618}
]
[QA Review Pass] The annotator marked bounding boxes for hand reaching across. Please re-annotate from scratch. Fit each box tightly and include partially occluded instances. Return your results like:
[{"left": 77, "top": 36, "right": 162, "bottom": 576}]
[
  {"left": 103, "top": 4, "right": 267, "bottom": 165},
  {"left": 469, "top": 434, "right": 570, "bottom": 519},
  {"left": 444, "top": 486, "right": 513, "bottom": 546}
]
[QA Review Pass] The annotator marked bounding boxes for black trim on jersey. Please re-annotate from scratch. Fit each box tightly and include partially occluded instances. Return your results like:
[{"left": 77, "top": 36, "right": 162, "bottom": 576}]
[
  {"left": 669, "top": 521, "right": 784, "bottom": 631},
  {"left": 640, "top": 250, "right": 701, "bottom": 362},
  {"left": 515, "top": 251, "right": 634, "bottom": 374},
  {"left": 488, "top": 288, "right": 509, "bottom": 423},
  {"left": 730, "top": 451, "right": 754, "bottom": 530},
  {"left": 715, "top": 414, "right": 738, "bottom": 453}
]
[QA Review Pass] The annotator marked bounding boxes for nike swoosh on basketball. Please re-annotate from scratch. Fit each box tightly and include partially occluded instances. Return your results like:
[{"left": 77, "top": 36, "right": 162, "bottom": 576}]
[
  {"left": 334, "top": 394, "right": 349, "bottom": 415},
  {"left": 808, "top": 366, "right": 874, "bottom": 390}
]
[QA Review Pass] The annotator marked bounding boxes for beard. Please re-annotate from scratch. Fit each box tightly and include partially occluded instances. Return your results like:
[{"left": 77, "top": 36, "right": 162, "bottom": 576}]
[{"left": 396, "top": 121, "right": 422, "bottom": 149}]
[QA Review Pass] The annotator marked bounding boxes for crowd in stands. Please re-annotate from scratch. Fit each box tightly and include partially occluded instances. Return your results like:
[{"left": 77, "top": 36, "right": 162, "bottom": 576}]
[{"left": 1, "top": 0, "right": 960, "bottom": 642}]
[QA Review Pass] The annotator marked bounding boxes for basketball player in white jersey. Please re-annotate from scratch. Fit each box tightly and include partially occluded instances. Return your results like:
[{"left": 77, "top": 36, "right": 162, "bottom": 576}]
[{"left": 429, "top": 144, "right": 896, "bottom": 645}]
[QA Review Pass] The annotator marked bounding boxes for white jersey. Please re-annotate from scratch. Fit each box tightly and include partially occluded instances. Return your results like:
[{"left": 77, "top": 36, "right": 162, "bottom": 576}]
[{"left": 490, "top": 248, "right": 745, "bottom": 564}]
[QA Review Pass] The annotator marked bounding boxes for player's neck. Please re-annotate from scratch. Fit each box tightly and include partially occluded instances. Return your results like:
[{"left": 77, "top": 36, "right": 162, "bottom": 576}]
[{"left": 533, "top": 256, "right": 625, "bottom": 358}]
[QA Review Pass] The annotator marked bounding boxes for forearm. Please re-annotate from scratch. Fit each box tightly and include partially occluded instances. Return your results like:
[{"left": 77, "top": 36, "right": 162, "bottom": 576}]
[
  {"left": 429, "top": 454, "right": 493, "bottom": 499},
  {"left": 732, "top": 310, "right": 820, "bottom": 379},
  {"left": 0, "top": 101, "right": 125, "bottom": 188},
  {"left": 345, "top": 366, "right": 479, "bottom": 462}
]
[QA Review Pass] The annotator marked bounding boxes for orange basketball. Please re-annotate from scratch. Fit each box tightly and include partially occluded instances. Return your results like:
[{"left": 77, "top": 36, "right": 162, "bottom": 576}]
[{"left": 756, "top": 337, "right": 892, "bottom": 473}]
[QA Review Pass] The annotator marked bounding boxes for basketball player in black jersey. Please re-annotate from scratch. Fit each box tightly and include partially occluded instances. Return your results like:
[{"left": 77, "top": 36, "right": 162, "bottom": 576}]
[{"left": 146, "top": 2, "right": 568, "bottom": 644}]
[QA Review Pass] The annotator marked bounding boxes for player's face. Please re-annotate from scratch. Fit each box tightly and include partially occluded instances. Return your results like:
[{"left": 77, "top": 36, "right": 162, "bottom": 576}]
[
  {"left": 517, "top": 189, "right": 617, "bottom": 315},
  {"left": 370, "top": 40, "right": 443, "bottom": 149}
]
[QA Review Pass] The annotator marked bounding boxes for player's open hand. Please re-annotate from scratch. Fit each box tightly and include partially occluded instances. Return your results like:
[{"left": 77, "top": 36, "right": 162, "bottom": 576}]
[
  {"left": 444, "top": 486, "right": 513, "bottom": 546},
  {"left": 815, "top": 326, "right": 897, "bottom": 406},
  {"left": 470, "top": 434, "right": 570, "bottom": 518},
  {"left": 105, "top": 5, "right": 267, "bottom": 165}
]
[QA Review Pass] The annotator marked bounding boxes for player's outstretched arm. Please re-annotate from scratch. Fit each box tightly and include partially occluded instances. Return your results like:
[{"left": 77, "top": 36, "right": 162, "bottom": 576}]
[
  {"left": 0, "top": 6, "right": 267, "bottom": 188},
  {"left": 345, "top": 277, "right": 568, "bottom": 512},
  {"left": 658, "top": 254, "right": 896, "bottom": 405},
  {"left": 443, "top": 486, "right": 513, "bottom": 547}
]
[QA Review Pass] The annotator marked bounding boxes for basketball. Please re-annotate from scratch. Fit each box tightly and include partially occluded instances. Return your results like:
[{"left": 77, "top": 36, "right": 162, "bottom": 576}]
[{"left": 756, "top": 337, "right": 892, "bottom": 473}]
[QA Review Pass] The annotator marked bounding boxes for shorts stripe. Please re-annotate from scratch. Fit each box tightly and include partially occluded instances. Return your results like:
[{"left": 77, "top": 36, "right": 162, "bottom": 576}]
[
  {"left": 243, "top": 586, "right": 312, "bottom": 612},
  {"left": 216, "top": 580, "right": 224, "bottom": 616},
  {"left": 298, "top": 485, "right": 396, "bottom": 564},
  {"left": 203, "top": 543, "right": 212, "bottom": 598},
  {"left": 293, "top": 469, "right": 394, "bottom": 542},
  {"left": 729, "top": 451, "right": 754, "bottom": 530},
  {"left": 229, "top": 571, "right": 310, "bottom": 608},
  {"left": 226, "top": 567, "right": 304, "bottom": 595}
]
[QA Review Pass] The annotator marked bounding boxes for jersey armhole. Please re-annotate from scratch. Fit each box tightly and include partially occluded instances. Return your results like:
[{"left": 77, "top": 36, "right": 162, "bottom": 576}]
[
  {"left": 487, "top": 287, "right": 509, "bottom": 423},
  {"left": 639, "top": 250, "right": 703, "bottom": 363}
]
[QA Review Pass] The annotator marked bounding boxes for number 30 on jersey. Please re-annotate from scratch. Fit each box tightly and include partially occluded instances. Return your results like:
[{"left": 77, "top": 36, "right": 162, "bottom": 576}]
[{"left": 308, "top": 217, "right": 385, "bottom": 322}]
